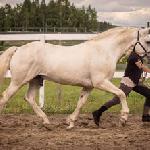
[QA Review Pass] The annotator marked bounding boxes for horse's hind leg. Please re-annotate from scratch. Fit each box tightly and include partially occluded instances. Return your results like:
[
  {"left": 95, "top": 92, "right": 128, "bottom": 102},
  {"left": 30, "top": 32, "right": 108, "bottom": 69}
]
[
  {"left": 0, "top": 81, "right": 21, "bottom": 112},
  {"left": 24, "top": 79, "right": 50, "bottom": 124}
]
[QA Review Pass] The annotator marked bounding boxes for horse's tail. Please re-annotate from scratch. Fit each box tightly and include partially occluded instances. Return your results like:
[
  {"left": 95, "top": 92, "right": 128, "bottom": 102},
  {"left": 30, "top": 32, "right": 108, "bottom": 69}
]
[{"left": 0, "top": 46, "right": 17, "bottom": 83}]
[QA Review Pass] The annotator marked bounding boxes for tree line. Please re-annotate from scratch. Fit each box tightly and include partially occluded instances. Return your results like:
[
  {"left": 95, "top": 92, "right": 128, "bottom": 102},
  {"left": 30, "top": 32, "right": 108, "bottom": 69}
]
[{"left": 0, "top": 0, "right": 114, "bottom": 32}]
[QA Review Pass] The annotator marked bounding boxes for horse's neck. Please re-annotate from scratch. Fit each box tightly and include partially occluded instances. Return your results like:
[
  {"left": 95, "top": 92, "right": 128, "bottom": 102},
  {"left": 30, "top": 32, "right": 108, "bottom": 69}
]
[
  {"left": 88, "top": 28, "right": 137, "bottom": 67},
  {"left": 117, "top": 31, "right": 136, "bottom": 59},
  {"left": 97, "top": 29, "right": 136, "bottom": 63}
]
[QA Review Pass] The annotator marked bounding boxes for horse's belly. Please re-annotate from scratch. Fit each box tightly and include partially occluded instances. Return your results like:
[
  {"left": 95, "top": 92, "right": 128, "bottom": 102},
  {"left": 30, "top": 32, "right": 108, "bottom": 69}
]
[{"left": 44, "top": 73, "right": 92, "bottom": 87}]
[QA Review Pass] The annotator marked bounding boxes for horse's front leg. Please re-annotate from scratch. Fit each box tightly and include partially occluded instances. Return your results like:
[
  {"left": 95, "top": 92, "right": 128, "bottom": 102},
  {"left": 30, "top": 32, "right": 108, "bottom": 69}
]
[
  {"left": 67, "top": 87, "right": 92, "bottom": 129},
  {"left": 94, "top": 79, "right": 129, "bottom": 126}
]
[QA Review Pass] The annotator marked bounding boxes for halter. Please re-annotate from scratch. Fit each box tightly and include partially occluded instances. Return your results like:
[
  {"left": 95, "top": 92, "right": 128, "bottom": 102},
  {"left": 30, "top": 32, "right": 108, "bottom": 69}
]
[
  {"left": 132, "top": 30, "right": 149, "bottom": 83},
  {"left": 133, "top": 30, "right": 150, "bottom": 58}
]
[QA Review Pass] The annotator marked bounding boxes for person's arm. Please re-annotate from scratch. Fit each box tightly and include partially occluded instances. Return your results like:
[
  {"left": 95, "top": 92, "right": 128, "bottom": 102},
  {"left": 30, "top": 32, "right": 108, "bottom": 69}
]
[{"left": 135, "top": 60, "right": 150, "bottom": 73}]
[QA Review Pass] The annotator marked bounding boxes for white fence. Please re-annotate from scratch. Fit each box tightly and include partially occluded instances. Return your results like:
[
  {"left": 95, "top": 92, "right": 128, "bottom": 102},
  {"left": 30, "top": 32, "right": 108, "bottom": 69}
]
[{"left": 0, "top": 33, "right": 97, "bottom": 41}]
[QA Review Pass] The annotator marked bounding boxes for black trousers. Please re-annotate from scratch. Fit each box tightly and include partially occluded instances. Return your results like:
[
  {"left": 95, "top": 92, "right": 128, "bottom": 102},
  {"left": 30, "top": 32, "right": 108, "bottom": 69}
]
[
  {"left": 104, "top": 83, "right": 150, "bottom": 108},
  {"left": 133, "top": 84, "right": 150, "bottom": 107}
]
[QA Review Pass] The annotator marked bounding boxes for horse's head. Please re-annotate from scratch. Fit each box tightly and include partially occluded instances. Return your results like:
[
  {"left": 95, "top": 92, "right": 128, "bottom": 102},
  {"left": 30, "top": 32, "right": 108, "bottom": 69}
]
[{"left": 133, "top": 28, "right": 150, "bottom": 58}]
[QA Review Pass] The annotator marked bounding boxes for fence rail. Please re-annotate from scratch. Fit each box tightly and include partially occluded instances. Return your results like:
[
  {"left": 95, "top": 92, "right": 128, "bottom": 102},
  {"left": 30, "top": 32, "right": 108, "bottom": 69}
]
[
  {"left": 0, "top": 27, "right": 98, "bottom": 33},
  {"left": 0, "top": 33, "right": 97, "bottom": 41}
]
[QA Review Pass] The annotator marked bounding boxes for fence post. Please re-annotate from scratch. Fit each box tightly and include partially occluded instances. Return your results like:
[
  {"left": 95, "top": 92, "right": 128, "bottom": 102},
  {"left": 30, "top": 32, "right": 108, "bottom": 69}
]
[
  {"left": 39, "top": 35, "right": 45, "bottom": 108},
  {"left": 39, "top": 81, "right": 45, "bottom": 108},
  {"left": 56, "top": 35, "right": 63, "bottom": 105}
]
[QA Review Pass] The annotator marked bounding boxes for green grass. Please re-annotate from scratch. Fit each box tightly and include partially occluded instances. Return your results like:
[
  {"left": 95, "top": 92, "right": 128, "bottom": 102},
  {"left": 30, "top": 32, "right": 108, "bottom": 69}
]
[{"left": 0, "top": 78, "right": 146, "bottom": 114}]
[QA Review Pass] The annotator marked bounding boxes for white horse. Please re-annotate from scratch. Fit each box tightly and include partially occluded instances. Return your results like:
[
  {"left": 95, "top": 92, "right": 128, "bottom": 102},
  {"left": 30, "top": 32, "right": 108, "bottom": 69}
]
[{"left": 0, "top": 27, "right": 149, "bottom": 129}]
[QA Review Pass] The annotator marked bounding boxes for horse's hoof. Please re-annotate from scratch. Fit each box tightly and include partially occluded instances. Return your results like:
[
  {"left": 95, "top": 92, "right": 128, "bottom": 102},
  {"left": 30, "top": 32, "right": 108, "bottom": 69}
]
[
  {"left": 37, "top": 122, "right": 51, "bottom": 129},
  {"left": 66, "top": 119, "right": 75, "bottom": 130},
  {"left": 119, "top": 118, "right": 127, "bottom": 127},
  {"left": 38, "top": 121, "right": 52, "bottom": 130},
  {"left": 66, "top": 125, "right": 74, "bottom": 130},
  {"left": 66, "top": 118, "right": 70, "bottom": 125},
  {"left": 66, "top": 117, "right": 72, "bottom": 125},
  {"left": 43, "top": 123, "right": 53, "bottom": 131},
  {"left": 43, "top": 120, "right": 50, "bottom": 125}
]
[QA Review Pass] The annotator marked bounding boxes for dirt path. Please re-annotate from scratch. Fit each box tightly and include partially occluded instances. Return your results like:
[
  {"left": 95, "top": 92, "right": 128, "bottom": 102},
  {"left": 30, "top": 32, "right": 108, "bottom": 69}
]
[{"left": 0, "top": 113, "right": 149, "bottom": 150}]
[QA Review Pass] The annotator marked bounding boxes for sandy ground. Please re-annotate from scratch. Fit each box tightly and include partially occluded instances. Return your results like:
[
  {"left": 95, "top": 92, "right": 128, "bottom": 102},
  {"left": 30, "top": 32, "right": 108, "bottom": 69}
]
[{"left": 0, "top": 113, "right": 150, "bottom": 150}]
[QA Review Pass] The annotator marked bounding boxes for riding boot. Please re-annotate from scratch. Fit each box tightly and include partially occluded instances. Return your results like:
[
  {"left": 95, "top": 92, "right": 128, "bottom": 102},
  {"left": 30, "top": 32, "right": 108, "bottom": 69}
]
[
  {"left": 142, "top": 114, "right": 150, "bottom": 122},
  {"left": 92, "top": 106, "right": 108, "bottom": 126},
  {"left": 142, "top": 100, "right": 150, "bottom": 122}
]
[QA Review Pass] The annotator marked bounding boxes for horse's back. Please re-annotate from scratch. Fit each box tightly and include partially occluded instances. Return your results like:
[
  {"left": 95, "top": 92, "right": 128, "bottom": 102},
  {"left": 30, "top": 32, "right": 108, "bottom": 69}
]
[
  {"left": 40, "top": 43, "right": 92, "bottom": 83},
  {"left": 9, "top": 41, "right": 93, "bottom": 86}
]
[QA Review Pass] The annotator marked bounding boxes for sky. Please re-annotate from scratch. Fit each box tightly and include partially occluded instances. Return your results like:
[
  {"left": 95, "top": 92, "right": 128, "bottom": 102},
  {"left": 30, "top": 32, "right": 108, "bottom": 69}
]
[{"left": 0, "top": 0, "right": 150, "bottom": 27}]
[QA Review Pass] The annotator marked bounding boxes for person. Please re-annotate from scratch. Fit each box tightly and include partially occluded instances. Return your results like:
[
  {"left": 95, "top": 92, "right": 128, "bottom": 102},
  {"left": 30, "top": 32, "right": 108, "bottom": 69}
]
[{"left": 92, "top": 50, "right": 150, "bottom": 126}]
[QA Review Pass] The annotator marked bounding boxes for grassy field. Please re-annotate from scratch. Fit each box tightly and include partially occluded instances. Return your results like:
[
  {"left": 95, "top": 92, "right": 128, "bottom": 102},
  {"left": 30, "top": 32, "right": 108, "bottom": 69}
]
[{"left": 0, "top": 78, "right": 146, "bottom": 114}]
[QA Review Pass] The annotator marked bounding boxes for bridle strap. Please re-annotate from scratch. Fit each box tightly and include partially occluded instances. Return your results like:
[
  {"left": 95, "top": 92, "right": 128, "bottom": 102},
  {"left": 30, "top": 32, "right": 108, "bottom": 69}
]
[
  {"left": 137, "top": 30, "right": 140, "bottom": 41},
  {"left": 133, "top": 30, "right": 149, "bottom": 57},
  {"left": 133, "top": 30, "right": 149, "bottom": 82}
]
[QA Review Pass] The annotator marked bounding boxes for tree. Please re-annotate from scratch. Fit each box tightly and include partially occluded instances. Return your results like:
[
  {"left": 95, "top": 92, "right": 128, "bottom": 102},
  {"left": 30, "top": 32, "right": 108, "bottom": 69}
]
[
  {"left": 86, "top": 5, "right": 98, "bottom": 31},
  {"left": 4, "top": 4, "right": 14, "bottom": 30},
  {"left": 46, "top": 0, "right": 58, "bottom": 27},
  {"left": 13, "top": 4, "right": 22, "bottom": 28},
  {"left": 0, "top": 7, "right": 5, "bottom": 31},
  {"left": 0, "top": 0, "right": 114, "bottom": 32},
  {"left": 40, "top": 0, "right": 47, "bottom": 29},
  {"left": 20, "top": 0, "right": 32, "bottom": 29}
]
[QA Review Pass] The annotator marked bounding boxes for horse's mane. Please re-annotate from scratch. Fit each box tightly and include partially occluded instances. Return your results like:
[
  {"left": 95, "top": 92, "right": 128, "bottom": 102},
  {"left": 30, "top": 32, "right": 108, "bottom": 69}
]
[{"left": 90, "top": 27, "right": 137, "bottom": 41}]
